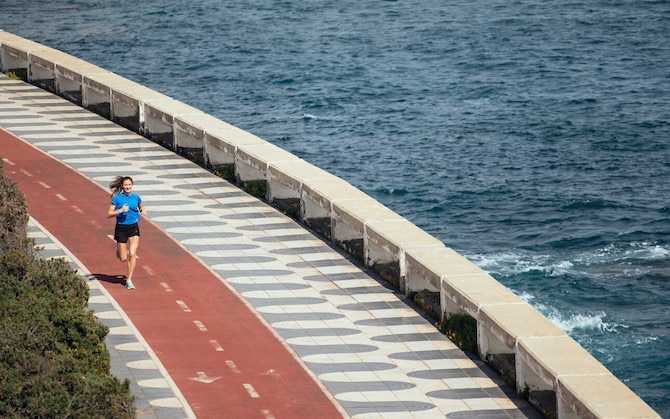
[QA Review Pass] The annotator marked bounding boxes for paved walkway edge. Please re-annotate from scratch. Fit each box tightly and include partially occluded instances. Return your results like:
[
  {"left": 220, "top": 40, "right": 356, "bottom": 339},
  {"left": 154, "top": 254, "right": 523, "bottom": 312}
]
[{"left": 28, "top": 216, "right": 196, "bottom": 418}]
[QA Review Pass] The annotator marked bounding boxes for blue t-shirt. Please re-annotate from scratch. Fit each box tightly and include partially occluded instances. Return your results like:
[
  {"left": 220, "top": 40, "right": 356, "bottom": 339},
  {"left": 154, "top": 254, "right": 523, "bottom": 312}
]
[{"left": 111, "top": 193, "right": 142, "bottom": 225}]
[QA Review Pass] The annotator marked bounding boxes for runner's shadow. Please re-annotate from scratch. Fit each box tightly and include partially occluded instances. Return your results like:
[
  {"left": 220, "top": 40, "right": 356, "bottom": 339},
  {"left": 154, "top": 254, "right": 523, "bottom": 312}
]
[{"left": 91, "top": 273, "right": 127, "bottom": 286}]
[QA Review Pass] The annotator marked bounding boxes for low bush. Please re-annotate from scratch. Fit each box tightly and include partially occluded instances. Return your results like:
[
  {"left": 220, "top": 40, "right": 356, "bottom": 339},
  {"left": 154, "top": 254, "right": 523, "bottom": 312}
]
[
  {"left": 0, "top": 161, "right": 135, "bottom": 417},
  {"left": 438, "top": 312, "right": 478, "bottom": 354}
]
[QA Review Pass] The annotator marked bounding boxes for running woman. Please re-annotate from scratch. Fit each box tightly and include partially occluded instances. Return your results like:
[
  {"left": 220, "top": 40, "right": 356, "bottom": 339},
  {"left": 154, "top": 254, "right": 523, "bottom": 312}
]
[{"left": 107, "top": 176, "right": 147, "bottom": 289}]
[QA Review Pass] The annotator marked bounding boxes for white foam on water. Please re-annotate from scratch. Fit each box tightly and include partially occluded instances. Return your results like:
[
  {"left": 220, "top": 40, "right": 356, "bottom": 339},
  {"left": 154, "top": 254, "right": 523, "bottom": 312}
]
[
  {"left": 634, "top": 335, "right": 658, "bottom": 345},
  {"left": 547, "top": 311, "right": 619, "bottom": 334},
  {"left": 469, "top": 250, "right": 575, "bottom": 277},
  {"left": 517, "top": 292, "right": 623, "bottom": 335}
]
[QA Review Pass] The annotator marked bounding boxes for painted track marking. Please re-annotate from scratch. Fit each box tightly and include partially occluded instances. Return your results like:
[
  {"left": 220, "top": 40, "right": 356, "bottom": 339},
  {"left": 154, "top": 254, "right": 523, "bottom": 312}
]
[
  {"left": 243, "top": 383, "right": 260, "bottom": 398},
  {"left": 210, "top": 340, "right": 224, "bottom": 352},
  {"left": 226, "top": 360, "right": 240, "bottom": 373},
  {"left": 176, "top": 300, "right": 192, "bottom": 313}
]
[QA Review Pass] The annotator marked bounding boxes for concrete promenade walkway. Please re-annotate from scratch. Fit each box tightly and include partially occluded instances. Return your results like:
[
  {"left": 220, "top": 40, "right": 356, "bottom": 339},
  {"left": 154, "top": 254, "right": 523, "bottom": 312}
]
[{"left": 0, "top": 74, "right": 539, "bottom": 418}]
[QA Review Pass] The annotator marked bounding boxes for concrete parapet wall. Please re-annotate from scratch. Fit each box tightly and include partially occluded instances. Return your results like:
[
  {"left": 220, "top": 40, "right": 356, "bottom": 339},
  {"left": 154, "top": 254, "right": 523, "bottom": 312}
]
[
  {"left": 204, "top": 124, "right": 266, "bottom": 171},
  {"left": 267, "top": 158, "right": 332, "bottom": 218},
  {"left": 479, "top": 303, "right": 564, "bottom": 358},
  {"left": 557, "top": 374, "right": 657, "bottom": 419},
  {"left": 143, "top": 99, "right": 204, "bottom": 151},
  {"left": 300, "top": 175, "right": 370, "bottom": 239},
  {"left": 365, "top": 219, "right": 444, "bottom": 290},
  {"left": 0, "top": 30, "right": 659, "bottom": 419},
  {"left": 235, "top": 142, "right": 299, "bottom": 185},
  {"left": 0, "top": 32, "right": 49, "bottom": 82},
  {"left": 332, "top": 198, "right": 404, "bottom": 262}
]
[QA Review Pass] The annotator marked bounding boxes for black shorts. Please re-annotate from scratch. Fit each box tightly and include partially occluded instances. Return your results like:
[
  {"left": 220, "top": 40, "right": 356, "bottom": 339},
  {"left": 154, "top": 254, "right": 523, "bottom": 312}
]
[{"left": 114, "top": 222, "right": 140, "bottom": 243}]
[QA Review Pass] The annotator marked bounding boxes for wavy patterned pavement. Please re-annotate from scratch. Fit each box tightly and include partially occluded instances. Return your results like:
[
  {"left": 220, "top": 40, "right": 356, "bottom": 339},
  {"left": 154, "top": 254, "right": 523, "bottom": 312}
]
[{"left": 0, "top": 74, "right": 538, "bottom": 418}]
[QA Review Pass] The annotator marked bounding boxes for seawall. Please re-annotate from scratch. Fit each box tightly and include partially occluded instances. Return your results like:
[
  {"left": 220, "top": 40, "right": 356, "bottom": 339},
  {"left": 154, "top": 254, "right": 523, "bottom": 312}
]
[{"left": 0, "top": 30, "right": 660, "bottom": 418}]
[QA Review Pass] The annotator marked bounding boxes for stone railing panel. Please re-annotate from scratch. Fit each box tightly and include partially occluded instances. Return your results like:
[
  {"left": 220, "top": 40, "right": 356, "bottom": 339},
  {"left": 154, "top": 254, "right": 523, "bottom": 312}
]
[
  {"left": 143, "top": 99, "right": 203, "bottom": 150},
  {"left": 204, "top": 125, "right": 266, "bottom": 171},
  {"left": 301, "top": 176, "right": 370, "bottom": 239},
  {"left": 0, "top": 29, "right": 34, "bottom": 49},
  {"left": 175, "top": 113, "right": 232, "bottom": 148},
  {"left": 404, "top": 245, "right": 455, "bottom": 295},
  {"left": 173, "top": 113, "right": 234, "bottom": 165},
  {"left": 54, "top": 60, "right": 109, "bottom": 105},
  {"left": 516, "top": 335, "right": 611, "bottom": 395},
  {"left": 557, "top": 374, "right": 661, "bottom": 419},
  {"left": 234, "top": 142, "right": 299, "bottom": 186},
  {"left": 332, "top": 198, "right": 405, "bottom": 262},
  {"left": 365, "top": 219, "right": 444, "bottom": 290},
  {"left": 267, "top": 158, "right": 332, "bottom": 216},
  {"left": 441, "top": 272, "right": 523, "bottom": 318},
  {"left": 27, "top": 49, "right": 76, "bottom": 92},
  {"left": 478, "top": 302, "right": 565, "bottom": 359},
  {"left": 83, "top": 72, "right": 134, "bottom": 119},
  {"left": 516, "top": 335, "right": 636, "bottom": 418},
  {"left": 110, "top": 82, "right": 171, "bottom": 133},
  {"left": 0, "top": 33, "right": 48, "bottom": 76}
]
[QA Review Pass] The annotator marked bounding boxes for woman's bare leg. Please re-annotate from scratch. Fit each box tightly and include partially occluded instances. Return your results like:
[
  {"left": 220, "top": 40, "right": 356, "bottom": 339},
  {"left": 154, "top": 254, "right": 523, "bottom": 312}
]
[
  {"left": 126, "top": 235, "right": 140, "bottom": 281},
  {"left": 117, "top": 242, "right": 129, "bottom": 262}
]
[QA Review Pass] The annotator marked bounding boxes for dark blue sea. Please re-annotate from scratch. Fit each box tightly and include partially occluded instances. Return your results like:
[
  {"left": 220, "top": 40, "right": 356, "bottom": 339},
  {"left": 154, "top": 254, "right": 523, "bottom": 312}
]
[{"left": 2, "top": 0, "right": 669, "bottom": 414}]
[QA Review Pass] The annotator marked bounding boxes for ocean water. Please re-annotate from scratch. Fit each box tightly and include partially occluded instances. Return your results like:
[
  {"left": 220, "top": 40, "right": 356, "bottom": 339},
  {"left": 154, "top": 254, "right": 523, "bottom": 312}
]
[{"left": 1, "top": 0, "right": 669, "bottom": 414}]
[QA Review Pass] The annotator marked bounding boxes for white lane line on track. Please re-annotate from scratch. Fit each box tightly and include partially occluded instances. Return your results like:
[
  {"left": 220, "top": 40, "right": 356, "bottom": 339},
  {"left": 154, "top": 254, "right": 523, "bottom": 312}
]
[
  {"left": 226, "top": 360, "right": 240, "bottom": 373},
  {"left": 193, "top": 320, "right": 208, "bottom": 332},
  {"left": 210, "top": 340, "right": 224, "bottom": 352},
  {"left": 243, "top": 383, "right": 260, "bottom": 398},
  {"left": 176, "top": 300, "right": 192, "bottom": 313}
]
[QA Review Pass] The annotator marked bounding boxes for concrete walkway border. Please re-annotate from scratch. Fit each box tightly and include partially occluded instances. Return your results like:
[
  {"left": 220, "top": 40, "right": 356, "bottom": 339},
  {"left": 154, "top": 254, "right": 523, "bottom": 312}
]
[
  {"left": 26, "top": 218, "right": 195, "bottom": 419},
  {"left": 0, "top": 29, "right": 659, "bottom": 418}
]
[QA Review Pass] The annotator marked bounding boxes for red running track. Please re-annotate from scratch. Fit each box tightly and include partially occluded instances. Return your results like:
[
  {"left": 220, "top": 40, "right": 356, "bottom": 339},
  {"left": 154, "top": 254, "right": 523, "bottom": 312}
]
[{"left": 0, "top": 129, "right": 345, "bottom": 419}]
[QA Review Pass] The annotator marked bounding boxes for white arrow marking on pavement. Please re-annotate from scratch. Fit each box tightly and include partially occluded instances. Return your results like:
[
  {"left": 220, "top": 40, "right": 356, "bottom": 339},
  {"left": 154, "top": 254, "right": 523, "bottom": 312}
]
[
  {"left": 261, "top": 369, "right": 282, "bottom": 380},
  {"left": 189, "top": 371, "right": 222, "bottom": 384}
]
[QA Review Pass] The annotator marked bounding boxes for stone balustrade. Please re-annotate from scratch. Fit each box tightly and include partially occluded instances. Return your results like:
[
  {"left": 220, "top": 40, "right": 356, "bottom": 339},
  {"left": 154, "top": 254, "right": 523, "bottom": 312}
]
[{"left": 0, "top": 30, "right": 659, "bottom": 418}]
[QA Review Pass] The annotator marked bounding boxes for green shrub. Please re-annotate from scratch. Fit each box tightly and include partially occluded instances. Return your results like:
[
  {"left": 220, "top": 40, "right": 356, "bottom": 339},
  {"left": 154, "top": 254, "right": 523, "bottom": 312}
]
[
  {"left": 438, "top": 312, "right": 478, "bottom": 354},
  {"left": 213, "top": 164, "right": 235, "bottom": 182},
  {"left": 0, "top": 161, "right": 30, "bottom": 255},
  {"left": 4, "top": 71, "right": 22, "bottom": 81},
  {"left": 0, "top": 160, "right": 135, "bottom": 417},
  {"left": 245, "top": 179, "right": 267, "bottom": 199}
]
